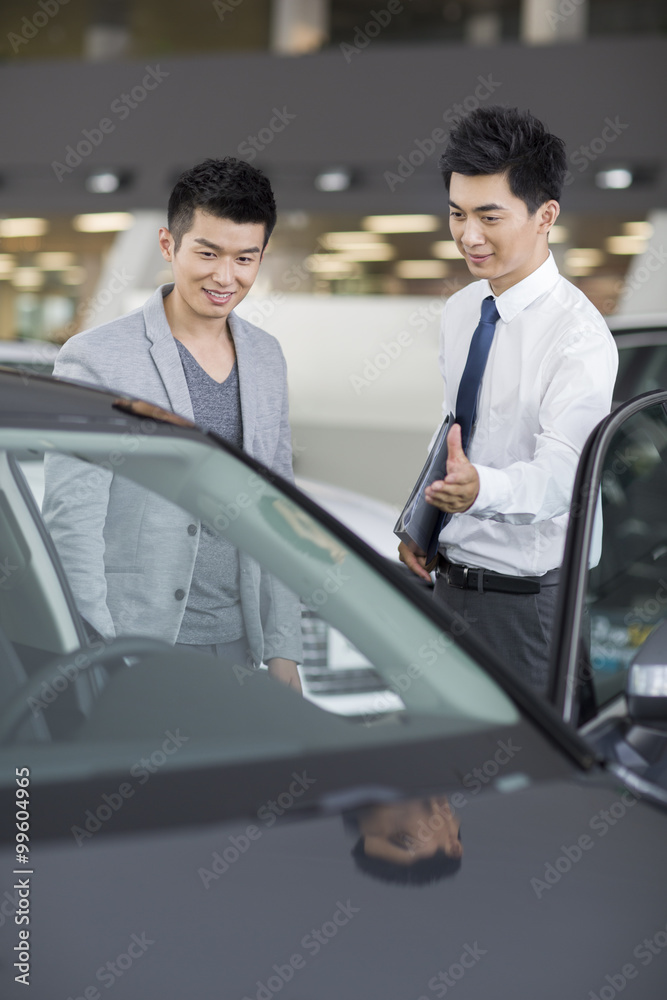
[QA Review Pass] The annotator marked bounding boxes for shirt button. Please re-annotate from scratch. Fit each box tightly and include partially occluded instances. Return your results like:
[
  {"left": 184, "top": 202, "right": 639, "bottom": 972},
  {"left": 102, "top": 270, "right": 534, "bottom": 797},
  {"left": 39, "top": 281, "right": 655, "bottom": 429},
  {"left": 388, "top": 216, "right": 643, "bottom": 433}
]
[
  {"left": 187, "top": 524, "right": 197, "bottom": 535},
  {"left": 174, "top": 589, "right": 185, "bottom": 601}
]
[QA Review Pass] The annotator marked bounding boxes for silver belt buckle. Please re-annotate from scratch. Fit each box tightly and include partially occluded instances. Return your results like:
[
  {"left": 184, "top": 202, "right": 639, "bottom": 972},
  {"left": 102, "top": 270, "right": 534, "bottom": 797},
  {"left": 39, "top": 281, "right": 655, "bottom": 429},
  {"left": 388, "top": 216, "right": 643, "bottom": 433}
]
[{"left": 463, "top": 566, "right": 469, "bottom": 587}]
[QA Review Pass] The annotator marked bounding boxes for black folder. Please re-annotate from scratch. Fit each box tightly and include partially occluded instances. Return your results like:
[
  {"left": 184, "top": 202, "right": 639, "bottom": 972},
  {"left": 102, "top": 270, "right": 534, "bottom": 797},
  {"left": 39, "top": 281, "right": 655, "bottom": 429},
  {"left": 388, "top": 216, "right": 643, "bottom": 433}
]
[{"left": 394, "top": 413, "right": 454, "bottom": 564}]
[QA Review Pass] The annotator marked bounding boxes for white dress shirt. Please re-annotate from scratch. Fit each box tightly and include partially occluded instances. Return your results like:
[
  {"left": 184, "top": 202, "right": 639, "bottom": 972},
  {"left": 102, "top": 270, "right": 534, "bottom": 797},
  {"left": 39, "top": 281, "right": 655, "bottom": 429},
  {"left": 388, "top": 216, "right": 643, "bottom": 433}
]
[{"left": 437, "top": 251, "right": 618, "bottom": 577}]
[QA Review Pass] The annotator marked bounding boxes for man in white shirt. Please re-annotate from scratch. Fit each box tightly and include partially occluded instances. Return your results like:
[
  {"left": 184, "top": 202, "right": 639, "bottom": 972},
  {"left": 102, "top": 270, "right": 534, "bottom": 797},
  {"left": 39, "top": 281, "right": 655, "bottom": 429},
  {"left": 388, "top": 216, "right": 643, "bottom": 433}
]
[{"left": 399, "top": 106, "right": 618, "bottom": 693}]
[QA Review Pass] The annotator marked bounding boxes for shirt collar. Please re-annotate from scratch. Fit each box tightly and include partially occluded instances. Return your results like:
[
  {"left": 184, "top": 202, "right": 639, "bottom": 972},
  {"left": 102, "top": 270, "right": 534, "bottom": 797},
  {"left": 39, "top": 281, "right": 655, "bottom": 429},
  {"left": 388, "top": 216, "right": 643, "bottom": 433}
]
[{"left": 491, "top": 251, "right": 560, "bottom": 325}]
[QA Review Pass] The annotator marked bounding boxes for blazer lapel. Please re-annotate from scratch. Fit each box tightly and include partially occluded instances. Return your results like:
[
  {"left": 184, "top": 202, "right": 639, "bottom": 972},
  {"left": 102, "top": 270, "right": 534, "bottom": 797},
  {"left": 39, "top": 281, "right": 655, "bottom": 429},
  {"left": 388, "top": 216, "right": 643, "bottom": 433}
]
[
  {"left": 143, "top": 285, "right": 194, "bottom": 421},
  {"left": 229, "top": 311, "right": 256, "bottom": 456}
]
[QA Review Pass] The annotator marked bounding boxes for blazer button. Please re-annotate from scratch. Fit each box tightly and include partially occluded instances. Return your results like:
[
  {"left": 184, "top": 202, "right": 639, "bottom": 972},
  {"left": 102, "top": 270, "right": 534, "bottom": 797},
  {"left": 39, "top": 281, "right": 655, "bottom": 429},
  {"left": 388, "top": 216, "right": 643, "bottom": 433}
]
[
  {"left": 174, "top": 589, "right": 185, "bottom": 601},
  {"left": 187, "top": 524, "right": 197, "bottom": 535}
]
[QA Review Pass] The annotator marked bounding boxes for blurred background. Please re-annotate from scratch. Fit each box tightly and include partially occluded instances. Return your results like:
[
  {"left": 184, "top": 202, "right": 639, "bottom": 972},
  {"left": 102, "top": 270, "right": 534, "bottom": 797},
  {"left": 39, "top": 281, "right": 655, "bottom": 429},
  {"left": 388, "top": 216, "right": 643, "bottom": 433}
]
[{"left": 0, "top": 0, "right": 665, "bottom": 505}]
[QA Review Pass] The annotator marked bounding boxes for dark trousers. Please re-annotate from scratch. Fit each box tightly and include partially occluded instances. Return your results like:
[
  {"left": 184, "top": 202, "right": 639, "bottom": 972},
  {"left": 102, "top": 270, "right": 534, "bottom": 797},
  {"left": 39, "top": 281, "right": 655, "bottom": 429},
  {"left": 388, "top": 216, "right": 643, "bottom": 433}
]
[
  {"left": 433, "top": 573, "right": 559, "bottom": 694},
  {"left": 174, "top": 636, "right": 253, "bottom": 666}
]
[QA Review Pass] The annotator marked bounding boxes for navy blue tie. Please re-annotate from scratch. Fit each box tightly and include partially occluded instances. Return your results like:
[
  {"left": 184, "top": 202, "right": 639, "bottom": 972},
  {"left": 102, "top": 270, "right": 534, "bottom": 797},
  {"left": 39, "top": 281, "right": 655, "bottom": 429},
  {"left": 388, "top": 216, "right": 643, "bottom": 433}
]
[{"left": 455, "top": 295, "right": 500, "bottom": 452}]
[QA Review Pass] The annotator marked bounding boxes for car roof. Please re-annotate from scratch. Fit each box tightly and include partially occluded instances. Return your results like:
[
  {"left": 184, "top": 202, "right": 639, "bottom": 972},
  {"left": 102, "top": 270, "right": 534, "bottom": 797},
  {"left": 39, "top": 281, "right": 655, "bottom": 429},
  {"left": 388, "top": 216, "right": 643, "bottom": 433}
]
[{"left": 606, "top": 312, "right": 667, "bottom": 332}]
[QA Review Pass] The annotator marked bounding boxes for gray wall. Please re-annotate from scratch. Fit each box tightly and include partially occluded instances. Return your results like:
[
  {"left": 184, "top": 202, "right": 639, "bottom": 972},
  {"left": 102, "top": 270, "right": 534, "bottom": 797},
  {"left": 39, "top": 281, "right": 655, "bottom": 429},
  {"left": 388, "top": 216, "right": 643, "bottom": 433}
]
[{"left": 0, "top": 37, "right": 664, "bottom": 215}]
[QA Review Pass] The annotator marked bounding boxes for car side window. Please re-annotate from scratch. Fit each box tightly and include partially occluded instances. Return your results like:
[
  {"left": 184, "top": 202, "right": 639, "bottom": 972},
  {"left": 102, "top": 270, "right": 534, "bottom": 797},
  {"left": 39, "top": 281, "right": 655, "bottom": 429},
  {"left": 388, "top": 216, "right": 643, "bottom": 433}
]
[{"left": 585, "top": 402, "right": 667, "bottom": 707}]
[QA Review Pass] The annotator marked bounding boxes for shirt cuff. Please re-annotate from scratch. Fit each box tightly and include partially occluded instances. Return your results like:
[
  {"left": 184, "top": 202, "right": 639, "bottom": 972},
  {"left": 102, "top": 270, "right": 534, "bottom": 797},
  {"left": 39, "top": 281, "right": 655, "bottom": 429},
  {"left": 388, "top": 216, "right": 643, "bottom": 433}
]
[{"left": 466, "top": 465, "right": 511, "bottom": 519}]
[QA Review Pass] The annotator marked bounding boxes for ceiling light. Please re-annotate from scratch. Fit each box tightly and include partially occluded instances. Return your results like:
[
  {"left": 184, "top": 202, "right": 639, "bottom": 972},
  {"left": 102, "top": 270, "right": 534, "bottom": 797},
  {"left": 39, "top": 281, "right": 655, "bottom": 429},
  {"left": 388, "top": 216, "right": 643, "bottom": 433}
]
[
  {"left": 320, "top": 231, "right": 385, "bottom": 250},
  {"left": 363, "top": 215, "right": 440, "bottom": 233},
  {"left": 548, "top": 225, "right": 569, "bottom": 244},
  {"left": 35, "top": 252, "right": 76, "bottom": 270},
  {"left": 567, "top": 266, "right": 595, "bottom": 277},
  {"left": 314, "top": 168, "right": 352, "bottom": 192},
  {"left": 431, "top": 240, "right": 463, "bottom": 259},
  {"left": 565, "top": 248, "right": 604, "bottom": 268},
  {"left": 623, "top": 221, "right": 653, "bottom": 239},
  {"left": 73, "top": 212, "right": 135, "bottom": 232},
  {"left": 305, "top": 255, "right": 361, "bottom": 274},
  {"left": 12, "top": 268, "right": 44, "bottom": 288},
  {"left": 85, "top": 170, "right": 128, "bottom": 194},
  {"left": 395, "top": 260, "right": 449, "bottom": 280},
  {"left": 606, "top": 236, "right": 648, "bottom": 255},
  {"left": 0, "top": 218, "right": 48, "bottom": 237},
  {"left": 595, "top": 169, "right": 633, "bottom": 190},
  {"left": 333, "top": 246, "right": 396, "bottom": 262}
]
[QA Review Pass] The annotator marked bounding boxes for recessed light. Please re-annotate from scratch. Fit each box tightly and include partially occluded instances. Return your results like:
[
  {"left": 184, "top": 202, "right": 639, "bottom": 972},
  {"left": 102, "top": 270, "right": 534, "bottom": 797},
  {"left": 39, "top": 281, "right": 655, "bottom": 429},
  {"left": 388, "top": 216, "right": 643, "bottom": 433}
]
[
  {"left": 565, "top": 248, "right": 604, "bottom": 267},
  {"left": 332, "top": 246, "right": 396, "bottom": 262},
  {"left": 0, "top": 218, "right": 49, "bottom": 238},
  {"left": 85, "top": 170, "right": 129, "bottom": 194},
  {"left": 431, "top": 240, "right": 463, "bottom": 259},
  {"left": 305, "top": 255, "right": 361, "bottom": 274},
  {"left": 595, "top": 169, "right": 633, "bottom": 190},
  {"left": 320, "top": 232, "right": 385, "bottom": 250},
  {"left": 314, "top": 168, "right": 352, "bottom": 192},
  {"left": 73, "top": 212, "right": 134, "bottom": 232},
  {"left": 12, "top": 268, "right": 44, "bottom": 288},
  {"left": 395, "top": 260, "right": 449, "bottom": 279},
  {"left": 606, "top": 236, "right": 648, "bottom": 255},
  {"left": 548, "top": 225, "right": 569, "bottom": 244},
  {"left": 622, "top": 221, "right": 653, "bottom": 239},
  {"left": 35, "top": 252, "right": 76, "bottom": 270},
  {"left": 363, "top": 215, "right": 440, "bottom": 233}
]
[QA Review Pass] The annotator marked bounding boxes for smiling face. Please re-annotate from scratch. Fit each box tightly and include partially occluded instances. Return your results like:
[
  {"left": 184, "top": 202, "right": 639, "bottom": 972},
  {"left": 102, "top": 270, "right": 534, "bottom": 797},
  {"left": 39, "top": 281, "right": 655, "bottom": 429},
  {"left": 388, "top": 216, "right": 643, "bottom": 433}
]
[
  {"left": 159, "top": 208, "right": 266, "bottom": 328},
  {"left": 448, "top": 172, "right": 559, "bottom": 296}
]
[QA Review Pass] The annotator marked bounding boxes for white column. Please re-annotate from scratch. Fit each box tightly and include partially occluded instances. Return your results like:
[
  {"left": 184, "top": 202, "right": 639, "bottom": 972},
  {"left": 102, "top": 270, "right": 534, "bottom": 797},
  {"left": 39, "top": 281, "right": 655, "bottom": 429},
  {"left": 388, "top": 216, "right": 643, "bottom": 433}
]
[
  {"left": 616, "top": 211, "right": 667, "bottom": 315},
  {"left": 520, "top": 0, "right": 588, "bottom": 45}
]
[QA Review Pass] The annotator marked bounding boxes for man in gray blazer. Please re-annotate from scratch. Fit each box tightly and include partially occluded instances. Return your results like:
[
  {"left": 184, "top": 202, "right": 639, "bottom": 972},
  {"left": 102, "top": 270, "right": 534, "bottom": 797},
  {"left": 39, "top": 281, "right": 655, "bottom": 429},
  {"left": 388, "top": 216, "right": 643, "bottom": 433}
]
[{"left": 43, "top": 158, "right": 302, "bottom": 691}]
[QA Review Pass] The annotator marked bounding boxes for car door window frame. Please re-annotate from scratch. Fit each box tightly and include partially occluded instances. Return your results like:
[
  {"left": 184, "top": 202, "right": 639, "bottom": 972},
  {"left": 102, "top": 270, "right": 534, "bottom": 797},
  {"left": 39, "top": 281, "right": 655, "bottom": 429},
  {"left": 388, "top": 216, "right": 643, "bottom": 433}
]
[{"left": 549, "top": 389, "right": 667, "bottom": 727}]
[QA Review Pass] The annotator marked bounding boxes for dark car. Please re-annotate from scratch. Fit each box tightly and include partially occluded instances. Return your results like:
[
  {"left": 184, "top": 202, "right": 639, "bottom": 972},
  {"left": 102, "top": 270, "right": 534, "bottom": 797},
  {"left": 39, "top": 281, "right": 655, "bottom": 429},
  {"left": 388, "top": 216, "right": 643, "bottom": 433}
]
[
  {"left": 608, "top": 313, "right": 667, "bottom": 404},
  {"left": 1, "top": 370, "right": 667, "bottom": 1000}
]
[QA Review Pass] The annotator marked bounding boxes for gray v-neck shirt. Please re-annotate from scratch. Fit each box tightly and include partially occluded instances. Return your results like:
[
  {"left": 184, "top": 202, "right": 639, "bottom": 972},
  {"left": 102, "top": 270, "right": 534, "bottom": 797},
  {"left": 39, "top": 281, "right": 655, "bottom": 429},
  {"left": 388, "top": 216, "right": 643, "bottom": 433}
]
[{"left": 175, "top": 339, "right": 244, "bottom": 643}]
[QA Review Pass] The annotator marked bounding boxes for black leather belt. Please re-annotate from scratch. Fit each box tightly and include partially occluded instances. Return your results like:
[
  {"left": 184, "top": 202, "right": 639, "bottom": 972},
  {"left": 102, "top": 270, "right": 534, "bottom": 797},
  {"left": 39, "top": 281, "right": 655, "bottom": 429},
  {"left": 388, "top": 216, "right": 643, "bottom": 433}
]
[{"left": 436, "top": 556, "right": 559, "bottom": 595}]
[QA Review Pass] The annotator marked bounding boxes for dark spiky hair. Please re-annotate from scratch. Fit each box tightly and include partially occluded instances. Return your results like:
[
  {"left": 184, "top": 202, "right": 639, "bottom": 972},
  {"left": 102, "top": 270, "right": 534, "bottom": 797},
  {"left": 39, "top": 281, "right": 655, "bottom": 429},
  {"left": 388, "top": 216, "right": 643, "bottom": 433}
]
[
  {"left": 439, "top": 106, "right": 567, "bottom": 213},
  {"left": 167, "top": 157, "right": 276, "bottom": 251}
]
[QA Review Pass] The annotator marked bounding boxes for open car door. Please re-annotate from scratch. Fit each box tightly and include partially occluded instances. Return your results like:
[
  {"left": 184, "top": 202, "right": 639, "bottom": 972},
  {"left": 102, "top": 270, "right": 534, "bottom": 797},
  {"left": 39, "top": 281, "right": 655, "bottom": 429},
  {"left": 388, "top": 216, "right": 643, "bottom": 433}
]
[{"left": 550, "top": 389, "right": 667, "bottom": 805}]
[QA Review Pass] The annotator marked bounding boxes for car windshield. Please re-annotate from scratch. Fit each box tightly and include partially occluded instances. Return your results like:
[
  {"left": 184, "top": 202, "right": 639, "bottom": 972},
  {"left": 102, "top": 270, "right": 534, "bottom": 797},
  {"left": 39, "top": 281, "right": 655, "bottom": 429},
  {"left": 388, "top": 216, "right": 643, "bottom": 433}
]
[{"left": 0, "top": 418, "right": 519, "bottom": 784}]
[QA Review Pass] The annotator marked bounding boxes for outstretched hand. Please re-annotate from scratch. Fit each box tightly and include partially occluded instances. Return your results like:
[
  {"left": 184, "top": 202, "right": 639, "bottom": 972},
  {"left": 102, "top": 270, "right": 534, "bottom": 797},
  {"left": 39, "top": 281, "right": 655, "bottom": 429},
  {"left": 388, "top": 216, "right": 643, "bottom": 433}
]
[{"left": 424, "top": 423, "right": 480, "bottom": 514}]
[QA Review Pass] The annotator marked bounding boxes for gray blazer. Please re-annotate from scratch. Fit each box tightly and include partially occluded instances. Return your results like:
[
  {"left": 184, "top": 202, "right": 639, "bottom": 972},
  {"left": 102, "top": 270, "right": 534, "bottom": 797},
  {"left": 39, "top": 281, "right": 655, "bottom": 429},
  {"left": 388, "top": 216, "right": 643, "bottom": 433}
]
[{"left": 42, "top": 284, "right": 303, "bottom": 664}]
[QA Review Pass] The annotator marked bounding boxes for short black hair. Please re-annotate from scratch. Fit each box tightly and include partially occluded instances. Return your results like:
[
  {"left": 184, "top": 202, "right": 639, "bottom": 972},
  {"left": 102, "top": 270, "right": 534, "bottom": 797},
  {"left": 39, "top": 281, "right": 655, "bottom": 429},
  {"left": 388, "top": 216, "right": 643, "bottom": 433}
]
[
  {"left": 167, "top": 157, "right": 277, "bottom": 251},
  {"left": 350, "top": 837, "right": 462, "bottom": 886},
  {"left": 438, "top": 106, "right": 567, "bottom": 213}
]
